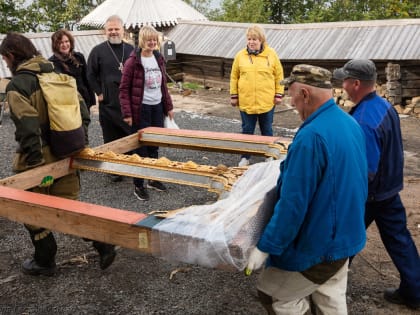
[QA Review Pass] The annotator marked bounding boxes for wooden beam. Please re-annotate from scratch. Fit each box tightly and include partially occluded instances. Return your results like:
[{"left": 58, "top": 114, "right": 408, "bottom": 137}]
[
  {"left": 0, "top": 128, "right": 289, "bottom": 190},
  {"left": 93, "top": 133, "right": 139, "bottom": 153},
  {"left": 139, "top": 127, "right": 289, "bottom": 157},
  {"left": 0, "top": 134, "right": 140, "bottom": 190},
  {"left": 0, "top": 158, "right": 74, "bottom": 190},
  {"left": 0, "top": 185, "right": 152, "bottom": 252}
]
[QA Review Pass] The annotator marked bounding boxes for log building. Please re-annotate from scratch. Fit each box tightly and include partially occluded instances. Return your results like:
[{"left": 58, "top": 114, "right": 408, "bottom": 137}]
[{"left": 1, "top": 18, "right": 419, "bottom": 107}]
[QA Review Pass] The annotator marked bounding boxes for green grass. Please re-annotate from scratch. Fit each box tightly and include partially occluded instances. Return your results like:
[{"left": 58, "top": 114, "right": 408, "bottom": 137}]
[
  {"left": 182, "top": 82, "right": 203, "bottom": 90},
  {"left": 168, "top": 82, "right": 203, "bottom": 90}
]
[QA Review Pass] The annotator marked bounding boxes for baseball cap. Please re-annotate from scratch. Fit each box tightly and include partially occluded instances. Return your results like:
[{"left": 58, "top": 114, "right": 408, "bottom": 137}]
[
  {"left": 280, "top": 64, "right": 332, "bottom": 88},
  {"left": 333, "top": 59, "right": 377, "bottom": 81}
]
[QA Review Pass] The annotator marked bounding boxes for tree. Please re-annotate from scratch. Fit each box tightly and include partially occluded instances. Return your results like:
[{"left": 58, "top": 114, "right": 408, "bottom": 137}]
[
  {"left": 0, "top": 0, "right": 28, "bottom": 33},
  {"left": 0, "top": 0, "right": 105, "bottom": 33},
  {"left": 216, "top": 0, "right": 271, "bottom": 23},
  {"left": 2, "top": 0, "right": 419, "bottom": 34},
  {"left": 304, "top": 0, "right": 420, "bottom": 23},
  {"left": 269, "top": 0, "right": 314, "bottom": 24},
  {"left": 183, "top": 0, "right": 212, "bottom": 15},
  {"left": 215, "top": 0, "right": 419, "bottom": 24}
]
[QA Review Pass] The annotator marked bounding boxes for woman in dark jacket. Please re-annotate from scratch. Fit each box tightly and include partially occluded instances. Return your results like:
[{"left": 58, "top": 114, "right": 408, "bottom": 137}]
[
  {"left": 49, "top": 29, "right": 96, "bottom": 110},
  {"left": 119, "top": 25, "right": 174, "bottom": 201}
]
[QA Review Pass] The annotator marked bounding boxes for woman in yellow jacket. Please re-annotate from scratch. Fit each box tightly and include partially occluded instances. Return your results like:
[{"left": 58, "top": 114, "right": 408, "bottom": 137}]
[{"left": 230, "top": 25, "right": 284, "bottom": 166}]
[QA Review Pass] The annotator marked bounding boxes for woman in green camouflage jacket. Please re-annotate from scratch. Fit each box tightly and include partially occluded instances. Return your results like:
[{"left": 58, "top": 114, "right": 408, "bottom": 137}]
[{"left": 0, "top": 32, "right": 115, "bottom": 275}]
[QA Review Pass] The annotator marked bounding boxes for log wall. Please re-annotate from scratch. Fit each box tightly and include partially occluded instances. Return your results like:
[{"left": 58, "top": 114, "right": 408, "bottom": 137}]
[{"left": 167, "top": 55, "right": 420, "bottom": 112}]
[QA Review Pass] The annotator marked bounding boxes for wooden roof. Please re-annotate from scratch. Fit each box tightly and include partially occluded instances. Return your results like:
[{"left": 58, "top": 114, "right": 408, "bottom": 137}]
[
  {"left": 79, "top": 0, "right": 208, "bottom": 29},
  {"left": 166, "top": 19, "right": 420, "bottom": 61}
]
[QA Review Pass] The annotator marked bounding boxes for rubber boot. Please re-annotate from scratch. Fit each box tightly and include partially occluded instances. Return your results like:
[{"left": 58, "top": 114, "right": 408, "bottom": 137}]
[
  {"left": 23, "top": 224, "right": 57, "bottom": 276},
  {"left": 92, "top": 241, "right": 116, "bottom": 270}
]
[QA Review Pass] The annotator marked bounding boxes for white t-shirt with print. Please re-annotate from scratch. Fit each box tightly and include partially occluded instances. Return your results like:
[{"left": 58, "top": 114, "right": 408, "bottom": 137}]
[{"left": 141, "top": 55, "right": 162, "bottom": 105}]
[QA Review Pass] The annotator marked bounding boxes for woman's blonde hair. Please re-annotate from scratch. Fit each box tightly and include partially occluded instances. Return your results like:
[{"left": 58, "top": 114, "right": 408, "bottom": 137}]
[
  {"left": 246, "top": 25, "right": 266, "bottom": 45},
  {"left": 138, "top": 25, "right": 161, "bottom": 49}
]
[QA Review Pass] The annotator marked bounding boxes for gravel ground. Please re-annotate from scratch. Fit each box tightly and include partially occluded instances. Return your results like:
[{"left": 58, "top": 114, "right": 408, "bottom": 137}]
[
  {"left": 0, "top": 104, "right": 419, "bottom": 315},
  {"left": 0, "top": 109, "right": 284, "bottom": 315}
]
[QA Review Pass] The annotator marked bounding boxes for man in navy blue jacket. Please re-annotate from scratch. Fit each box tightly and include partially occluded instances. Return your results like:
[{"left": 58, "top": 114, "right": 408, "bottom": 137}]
[
  {"left": 334, "top": 59, "right": 420, "bottom": 310},
  {"left": 246, "top": 65, "right": 368, "bottom": 314}
]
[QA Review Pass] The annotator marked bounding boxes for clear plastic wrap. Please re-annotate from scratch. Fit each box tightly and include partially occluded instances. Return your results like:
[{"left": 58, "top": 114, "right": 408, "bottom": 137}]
[{"left": 151, "top": 160, "right": 281, "bottom": 271}]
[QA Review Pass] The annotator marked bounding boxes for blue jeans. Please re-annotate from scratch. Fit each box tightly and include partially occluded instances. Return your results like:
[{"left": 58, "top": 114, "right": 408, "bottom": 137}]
[
  {"left": 132, "top": 103, "right": 164, "bottom": 188},
  {"left": 240, "top": 107, "right": 274, "bottom": 159},
  {"left": 365, "top": 194, "right": 420, "bottom": 302}
]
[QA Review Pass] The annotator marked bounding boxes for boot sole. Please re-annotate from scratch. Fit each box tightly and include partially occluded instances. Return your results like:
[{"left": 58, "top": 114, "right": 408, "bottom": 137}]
[{"left": 22, "top": 266, "right": 56, "bottom": 276}]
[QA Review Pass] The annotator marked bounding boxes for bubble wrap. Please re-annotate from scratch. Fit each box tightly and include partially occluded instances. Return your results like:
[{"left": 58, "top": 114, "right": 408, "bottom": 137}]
[{"left": 151, "top": 160, "right": 281, "bottom": 271}]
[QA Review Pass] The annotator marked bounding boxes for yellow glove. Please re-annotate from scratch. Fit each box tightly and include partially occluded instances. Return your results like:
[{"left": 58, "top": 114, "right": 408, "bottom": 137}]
[{"left": 244, "top": 247, "right": 268, "bottom": 276}]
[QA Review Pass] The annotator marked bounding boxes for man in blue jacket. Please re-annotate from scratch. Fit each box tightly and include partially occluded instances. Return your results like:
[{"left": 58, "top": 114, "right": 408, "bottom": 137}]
[
  {"left": 246, "top": 65, "right": 368, "bottom": 314},
  {"left": 334, "top": 59, "right": 420, "bottom": 310}
]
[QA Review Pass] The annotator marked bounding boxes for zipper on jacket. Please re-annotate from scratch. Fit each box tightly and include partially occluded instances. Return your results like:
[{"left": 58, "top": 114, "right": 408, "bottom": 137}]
[{"left": 248, "top": 54, "right": 270, "bottom": 67}]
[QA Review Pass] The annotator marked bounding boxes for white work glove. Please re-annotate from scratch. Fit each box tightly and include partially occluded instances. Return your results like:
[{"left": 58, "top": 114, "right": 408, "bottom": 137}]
[{"left": 245, "top": 247, "right": 268, "bottom": 276}]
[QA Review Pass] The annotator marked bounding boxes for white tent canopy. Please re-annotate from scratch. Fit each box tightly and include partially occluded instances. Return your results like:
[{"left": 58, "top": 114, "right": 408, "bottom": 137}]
[{"left": 79, "top": 0, "right": 208, "bottom": 29}]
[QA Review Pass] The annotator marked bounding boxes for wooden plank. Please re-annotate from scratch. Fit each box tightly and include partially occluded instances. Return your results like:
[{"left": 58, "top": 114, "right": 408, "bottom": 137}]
[
  {"left": 184, "top": 74, "right": 229, "bottom": 88},
  {"left": 401, "top": 80, "right": 420, "bottom": 89},
  {"left": 402, "top": 70, "right": 420, "bottom": 80},
  {"left": 0, "top": 128, "right": 289, "bottom": 190},
  {"left": 93, "top": 133, "right": 139, "bottom": 153},
  {"left": 402, "top": 89, "right": 420, "bottom": 98},
  {"left": 0, "top": 158, "right": 281, "bottom": 270},
  {"left": 0, "top": 185, "right": 151, "bottom": 252},
  {"left": 0, "top": 158, "right": 74, "bottom": 190},
  {"left": 203, "top": 78, "right": 230, "bottom": 90},
  {"left": 139, "top": 127, "right": 289, "bottom": 157},
  {"left": 141, "top": 127, "right": 286, "bottom": 143},
  {"left": 0, "top": 133, "right": 140, "bottom": 190}
]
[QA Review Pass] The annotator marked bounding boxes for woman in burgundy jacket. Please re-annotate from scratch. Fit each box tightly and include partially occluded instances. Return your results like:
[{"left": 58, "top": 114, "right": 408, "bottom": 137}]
[{"left": 119, "top": 25, "right": 174, "bottom": 201}]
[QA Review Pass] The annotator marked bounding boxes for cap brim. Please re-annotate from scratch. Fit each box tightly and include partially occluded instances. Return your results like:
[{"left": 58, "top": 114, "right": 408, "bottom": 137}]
[
  {"left": 332, "top": 68, "right": 348, "bottom": 80},
  {"left": 280, "top": 77, "right": 294, "bottom": 86}
]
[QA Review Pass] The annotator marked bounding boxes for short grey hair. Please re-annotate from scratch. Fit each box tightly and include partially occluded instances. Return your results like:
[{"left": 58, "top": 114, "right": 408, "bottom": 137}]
[{"left": 105, "top": 15, "right": 123, "bottom": 27}]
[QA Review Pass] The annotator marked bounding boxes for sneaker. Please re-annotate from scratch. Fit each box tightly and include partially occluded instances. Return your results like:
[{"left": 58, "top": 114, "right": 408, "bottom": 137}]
[
  {"left": 134, "top": 186, "right": 149, "bottom": 201},
  {"left": 147, "top": 180, "right": 167, "bottom": 192},
  {"left": 384, "top": 288, "right": 420, "bottom": 309},
  {"left": 238, "top": 157, "right": 250, "bottom": 167},
  {"left": 21, "top": 258, "right": 56, "bottom": 276}
]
